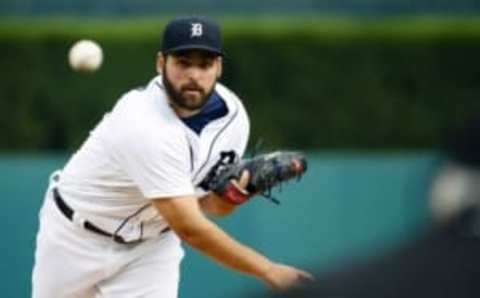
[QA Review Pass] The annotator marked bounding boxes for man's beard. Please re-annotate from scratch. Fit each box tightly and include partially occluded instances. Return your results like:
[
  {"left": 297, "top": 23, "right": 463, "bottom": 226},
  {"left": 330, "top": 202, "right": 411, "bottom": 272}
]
[{"left": 162, "top": 67, "right": 215, "bottom": 112}]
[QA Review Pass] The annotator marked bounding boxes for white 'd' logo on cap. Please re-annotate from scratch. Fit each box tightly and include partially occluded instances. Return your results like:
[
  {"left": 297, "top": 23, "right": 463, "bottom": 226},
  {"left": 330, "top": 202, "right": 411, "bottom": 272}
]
[{"left": 190, "top": 23, "right": 203, "bottom": 37}]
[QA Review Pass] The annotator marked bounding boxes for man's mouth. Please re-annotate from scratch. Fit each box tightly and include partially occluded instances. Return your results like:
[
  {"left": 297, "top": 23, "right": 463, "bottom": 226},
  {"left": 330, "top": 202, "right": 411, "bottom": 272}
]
[{"left": 183, "top": 87, "right": 203, "bottom": 96}]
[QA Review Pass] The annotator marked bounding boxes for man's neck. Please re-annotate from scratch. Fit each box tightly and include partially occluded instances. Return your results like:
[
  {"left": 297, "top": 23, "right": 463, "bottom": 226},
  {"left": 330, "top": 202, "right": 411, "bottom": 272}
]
[{"left": 169, "top": 101, "right": 201, "bottom": 119}]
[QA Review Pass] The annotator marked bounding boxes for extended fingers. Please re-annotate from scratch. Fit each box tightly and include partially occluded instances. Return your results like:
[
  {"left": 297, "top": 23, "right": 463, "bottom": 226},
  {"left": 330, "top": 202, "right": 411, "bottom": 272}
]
[
  {"left": 297, "top": 269, "right": 315, "bottom": 282},
  {"left": 238, "top": 170, "right": 250, "bottom": 189}
]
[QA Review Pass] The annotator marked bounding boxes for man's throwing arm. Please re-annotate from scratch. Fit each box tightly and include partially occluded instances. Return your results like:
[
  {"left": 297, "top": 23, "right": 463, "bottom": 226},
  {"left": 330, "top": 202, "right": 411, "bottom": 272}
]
[{"left": 152, "top": 194, "right": 313, "bottom": 291}]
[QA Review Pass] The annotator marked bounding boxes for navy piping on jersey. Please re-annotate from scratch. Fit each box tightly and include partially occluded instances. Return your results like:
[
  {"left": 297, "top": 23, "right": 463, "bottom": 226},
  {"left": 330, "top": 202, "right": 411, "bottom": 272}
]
[
  {"left": 192, "top": 102, "right": 239, "bottom": 183},
  {"left": 113, "top": 203, "right": 150, "bottom": 239},
  {"left": 188, "top": 145, "right": 194, "bottom": 172}
]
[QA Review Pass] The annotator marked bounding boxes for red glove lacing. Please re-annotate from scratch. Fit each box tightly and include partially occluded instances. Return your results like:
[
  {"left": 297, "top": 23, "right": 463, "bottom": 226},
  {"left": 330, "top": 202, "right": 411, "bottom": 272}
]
[{"left": 222, "top": 182, "right": 250, "bottom": 205}]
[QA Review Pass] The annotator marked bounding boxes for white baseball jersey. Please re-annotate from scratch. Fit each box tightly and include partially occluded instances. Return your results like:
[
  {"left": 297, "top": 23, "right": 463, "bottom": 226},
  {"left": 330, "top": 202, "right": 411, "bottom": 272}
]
[
  {"left": 32, "top": 76, "right": 249, "bottom": 298},
  {"left": 58, "top": 75, "right": 250, "bottom": 241}
]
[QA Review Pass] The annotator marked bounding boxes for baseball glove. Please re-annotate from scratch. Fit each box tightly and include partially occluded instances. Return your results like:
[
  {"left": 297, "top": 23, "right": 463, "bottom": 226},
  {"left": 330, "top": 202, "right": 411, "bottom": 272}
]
[{"left": 207, "top": 151, "right": 307, "bottom": 205}]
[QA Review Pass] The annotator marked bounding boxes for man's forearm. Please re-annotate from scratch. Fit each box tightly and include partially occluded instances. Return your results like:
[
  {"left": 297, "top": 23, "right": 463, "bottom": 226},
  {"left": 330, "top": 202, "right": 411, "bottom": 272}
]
[
  {"left": 153, "top": 196, "right": 312, "bottom": 290},
  {"left": 177, "top": 212, "right": 272, "bottom": 280},
  {"left": 199, "top": 192, "right": 237, "bottom": 217}
]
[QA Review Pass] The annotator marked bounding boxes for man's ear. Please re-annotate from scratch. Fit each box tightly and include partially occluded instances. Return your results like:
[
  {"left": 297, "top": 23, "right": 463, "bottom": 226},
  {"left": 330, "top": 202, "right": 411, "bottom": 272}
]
[
  {"left": 156, "top": 52, "right": 165, "bottom": 74},
  {"left": 216, "top": 56, "right": 223, "bottom": 79}
]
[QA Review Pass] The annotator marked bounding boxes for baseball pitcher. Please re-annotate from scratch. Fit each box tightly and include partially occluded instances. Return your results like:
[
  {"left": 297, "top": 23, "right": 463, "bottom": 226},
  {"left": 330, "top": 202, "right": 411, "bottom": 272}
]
[{"left": 32, "top": 16, "right": 312, "bottom": 298}]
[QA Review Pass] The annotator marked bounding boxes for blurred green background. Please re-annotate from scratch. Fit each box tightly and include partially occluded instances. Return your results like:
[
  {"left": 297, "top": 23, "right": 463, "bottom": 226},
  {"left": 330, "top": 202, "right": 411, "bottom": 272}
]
[{"left": 1, "top": 1, "right": 479, "bottom": 297}]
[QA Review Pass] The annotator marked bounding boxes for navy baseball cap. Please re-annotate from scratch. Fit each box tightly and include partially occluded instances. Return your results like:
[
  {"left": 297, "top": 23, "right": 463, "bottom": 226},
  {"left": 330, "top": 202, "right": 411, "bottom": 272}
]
[{"left": 161, "top": 16, "right": 223, "bottom": 56}]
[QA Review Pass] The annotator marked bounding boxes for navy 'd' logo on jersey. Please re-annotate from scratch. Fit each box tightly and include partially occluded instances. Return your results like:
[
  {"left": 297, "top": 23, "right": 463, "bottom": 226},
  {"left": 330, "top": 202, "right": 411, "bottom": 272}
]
[{"left": 199, "top": 151, "right": 238, "bottom": 191}]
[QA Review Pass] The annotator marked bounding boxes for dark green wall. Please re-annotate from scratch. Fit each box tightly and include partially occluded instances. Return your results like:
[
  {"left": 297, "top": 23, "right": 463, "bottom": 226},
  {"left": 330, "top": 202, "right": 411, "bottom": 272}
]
[
  {"left": 0, "top": 152, "right": 437, "bottom": 297},
  {"left": 1, "top": 17, "right": 480, "bottom": 151}
]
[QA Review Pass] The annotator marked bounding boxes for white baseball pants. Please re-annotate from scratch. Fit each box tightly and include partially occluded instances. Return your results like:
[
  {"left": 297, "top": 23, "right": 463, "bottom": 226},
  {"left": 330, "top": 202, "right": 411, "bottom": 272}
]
[{"left": 32, "top": 187, "right": 184, "bottom": 298}]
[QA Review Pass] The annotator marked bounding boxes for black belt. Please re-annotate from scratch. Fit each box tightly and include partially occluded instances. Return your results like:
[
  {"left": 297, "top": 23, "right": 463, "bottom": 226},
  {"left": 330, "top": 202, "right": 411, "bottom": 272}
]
[{"left": 52, "top": 187, "right": 170, "bottom": 244}]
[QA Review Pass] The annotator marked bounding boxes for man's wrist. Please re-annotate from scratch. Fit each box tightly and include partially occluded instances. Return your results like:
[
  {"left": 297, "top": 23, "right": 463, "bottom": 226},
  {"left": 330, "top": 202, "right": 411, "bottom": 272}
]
[
  {"left": 256, "top": 260, "right": 275, "bottom": 284},
  {"left": 221, "top": 182, "right": 250, "bottom": 204}
]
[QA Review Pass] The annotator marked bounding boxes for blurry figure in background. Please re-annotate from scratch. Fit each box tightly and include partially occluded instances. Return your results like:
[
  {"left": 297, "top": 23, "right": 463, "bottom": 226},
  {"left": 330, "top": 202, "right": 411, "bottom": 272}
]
[{"left": 257, "top": 116, "right": 480, "bottom": 298}]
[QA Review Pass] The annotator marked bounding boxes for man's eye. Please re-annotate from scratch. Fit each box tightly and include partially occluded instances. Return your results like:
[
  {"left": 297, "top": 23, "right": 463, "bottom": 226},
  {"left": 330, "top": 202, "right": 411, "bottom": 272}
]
[
  {"left": 177, "top": 60, "right": 190, "bottom": 67},
  {"left": 200, "top": 61, "right": 214, "bottom": 69}
]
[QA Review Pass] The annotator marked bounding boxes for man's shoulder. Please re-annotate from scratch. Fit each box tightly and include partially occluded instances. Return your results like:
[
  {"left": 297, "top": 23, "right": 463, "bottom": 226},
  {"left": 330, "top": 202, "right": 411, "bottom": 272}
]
[
  {"left": 109, "top": 81, "right": 183, "bottom": 138},
  {"left": 114, "top": 79, "right": 173, "bottom": 118},
  {"left": 215, "top": 82, "right": 249, "bottom": 120},
  {"left": 215, "top": 82, "right": 241, "bottom": 104},
  {"left": 118, "top": 80, "right": 159, "bottom": 106}
]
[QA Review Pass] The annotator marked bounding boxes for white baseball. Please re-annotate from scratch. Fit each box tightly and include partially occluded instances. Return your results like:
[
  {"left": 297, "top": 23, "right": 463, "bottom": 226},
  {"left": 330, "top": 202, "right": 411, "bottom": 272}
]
[{"left": 68, "top": 39, "right": 103, "bottom": 72}]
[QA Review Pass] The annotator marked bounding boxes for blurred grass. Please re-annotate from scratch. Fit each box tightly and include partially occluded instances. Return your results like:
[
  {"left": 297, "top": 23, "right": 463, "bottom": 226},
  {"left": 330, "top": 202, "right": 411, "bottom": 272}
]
[{"left": 1, "top": 15, "right": 480, "bottom": 41}]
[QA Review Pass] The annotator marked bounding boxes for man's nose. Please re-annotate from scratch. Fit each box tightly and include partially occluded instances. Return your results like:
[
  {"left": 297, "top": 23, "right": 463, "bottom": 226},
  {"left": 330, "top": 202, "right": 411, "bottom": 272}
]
[{"left": 186, "top": 66, "right": 202, "bottom": 81}]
